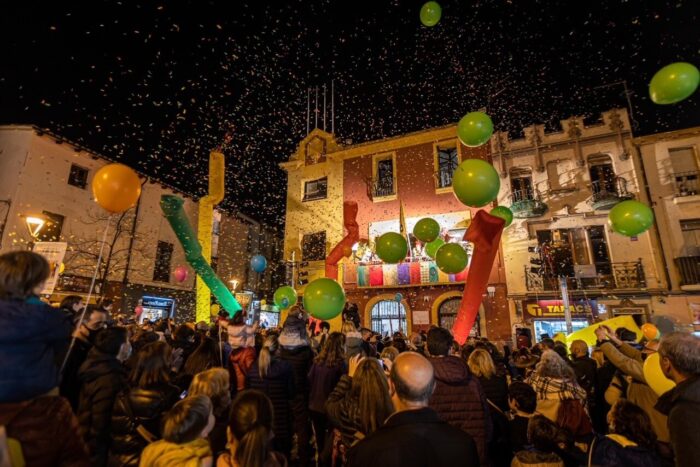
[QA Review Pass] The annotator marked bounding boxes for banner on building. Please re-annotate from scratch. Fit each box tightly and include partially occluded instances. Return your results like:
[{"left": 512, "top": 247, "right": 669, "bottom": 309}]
[
  {"left": 524, "top": 299, "right": 596, "bottom": 318},
  {"left": 33, "top": 241, "right": 68, "bottom": 295}
]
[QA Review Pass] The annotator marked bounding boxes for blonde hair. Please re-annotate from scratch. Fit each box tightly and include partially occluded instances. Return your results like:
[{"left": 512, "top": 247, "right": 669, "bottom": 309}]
[
  {"left": 467, "top": 348, "right": 496, "bottom": 379},
  {"left": 189, "top": 368, "right": 230, "bottom": 416},
  {"left": 341, "top": 320, "right": 358, "bottom": 334},
  {"left": 380, "top": 346, "right": 399, "bottom": 362},
  {"left": 258, "top": 334, "right": 279, "bottom": 378}
]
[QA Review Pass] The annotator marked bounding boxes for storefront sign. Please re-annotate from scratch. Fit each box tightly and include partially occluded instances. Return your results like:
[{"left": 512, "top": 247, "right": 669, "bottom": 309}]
[
  {"left": 524, "top": 299, "right": 596, "bottom": 318},
  {"left": 33, "top": 242, "right": 67, "bottom": 295}
]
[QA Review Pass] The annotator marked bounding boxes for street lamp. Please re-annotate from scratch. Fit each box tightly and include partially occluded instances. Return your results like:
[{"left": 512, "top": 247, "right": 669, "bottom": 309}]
[
  {"left": 229, "top": 279, "right": 239, "bottom": 292},
  {"left": 25, "top": 214, "right": 46, "bottom": 250}
]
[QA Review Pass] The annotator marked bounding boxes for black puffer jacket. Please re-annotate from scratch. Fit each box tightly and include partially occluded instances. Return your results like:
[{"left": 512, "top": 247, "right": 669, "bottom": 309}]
[
  {"left": 107, "top": 383, "right": 180, "bottom": 467},
  {"left": 77, "top": 350, "right": 128, "bottom": 466},
  {"left": 247, "top": 357, "right": 295, "bottom": 444},
  {"left": 478, "top": 373, "right": 510, "bottom": 412}
]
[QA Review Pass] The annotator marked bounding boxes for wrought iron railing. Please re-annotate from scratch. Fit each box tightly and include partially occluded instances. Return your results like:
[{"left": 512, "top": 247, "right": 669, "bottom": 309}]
[
  {"left": 589, "top": 177, "right": 633, "bottom": 209},
  {"left": 671, "top": 171, "right": 700, "bottom": 198},
  {"left": 525, "top": 260, "right": 646, "bottom": 291},
  {"left": 434, "top": 164, "right": 458, "bottom": 189},
  {"left": 367, "top": 174, "right": 395, "bottom": 199},
  {"left": 675, "top": 256, "right": 700, "bottom": 285},
  {"left": 510, "top": 189, "right": 548, "bottom": 218}
]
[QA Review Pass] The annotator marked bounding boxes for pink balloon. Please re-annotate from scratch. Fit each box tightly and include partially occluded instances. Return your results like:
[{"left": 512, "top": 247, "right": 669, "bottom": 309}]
[
  {"left": 135, "top": 306, "right": 143, "bottom": 316},
  {"left": 174, "top": 266, "right": 188, "bottom": 282}
]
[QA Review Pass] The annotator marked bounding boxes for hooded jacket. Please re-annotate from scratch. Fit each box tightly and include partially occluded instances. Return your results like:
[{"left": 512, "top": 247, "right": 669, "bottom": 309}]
[
  {"left": 428, "top": 355, "right": 490, "bottom": 465},
  {"left": 246, "top": 357, "right": 296, "bottom": 444},
  {"left": 655, "top": 375, "right": 700, "bottom": 467},
  {"left": 0, "top": 298, "right": 72, "bottom": 402},
  {"left": 77, "top": 349, "right": 128, "bottom": 466},
  {"left": 139, "top": 438, "right": 211, "bottom": 467}
]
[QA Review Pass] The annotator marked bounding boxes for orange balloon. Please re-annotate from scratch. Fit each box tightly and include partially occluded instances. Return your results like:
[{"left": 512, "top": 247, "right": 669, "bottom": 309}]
[
  {"left": 92, "top": 163, "right": 142, "bottom": 213},
  {"left": 641, "top": 323, "right": 660, "bottom": 340}
]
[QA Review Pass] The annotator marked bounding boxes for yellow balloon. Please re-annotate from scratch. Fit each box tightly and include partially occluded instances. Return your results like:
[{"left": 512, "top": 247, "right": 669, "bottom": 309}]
[
  {"left": 643, "top": 352, "right": 676, "bottom": 396},
  {"left": 210, "top": 303, "right": 221, "bottom": 317},
  {"left": 58, "top": 262, "right": 65, "bottom": 274},
  {"left": 92, "top": 163, "right": 142, "bottom": 213}
]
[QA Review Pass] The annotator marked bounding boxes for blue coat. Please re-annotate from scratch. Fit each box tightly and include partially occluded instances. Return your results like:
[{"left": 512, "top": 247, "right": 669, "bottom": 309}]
[{"left": 0, "top": 298, "right": 72, "bottom": 402}]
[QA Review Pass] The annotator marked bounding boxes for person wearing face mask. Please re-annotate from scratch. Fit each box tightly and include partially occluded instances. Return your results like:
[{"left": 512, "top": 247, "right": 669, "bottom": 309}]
[
  {"left": 60, "top": 305, "right": 110, "bottom": 411},
  {"left": 77, "top": 326, "right": 130, "bottom": 466},
  {"left": 60, "top": 295, "right": 86, "bottom": 323}
]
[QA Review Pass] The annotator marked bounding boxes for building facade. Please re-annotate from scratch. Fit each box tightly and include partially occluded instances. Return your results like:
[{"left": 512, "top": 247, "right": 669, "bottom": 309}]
[
  {"left": 281, "top": 127, "right": 511, "bottom": 342},
  {"left": 0, "top": 125, "right": 274, "bottom": 322}
]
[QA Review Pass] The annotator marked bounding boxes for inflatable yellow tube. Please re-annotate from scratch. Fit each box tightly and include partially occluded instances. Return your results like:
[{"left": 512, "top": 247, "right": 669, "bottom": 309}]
[{"left": 566, "top": 315, "right": 642, "bottom": 347}]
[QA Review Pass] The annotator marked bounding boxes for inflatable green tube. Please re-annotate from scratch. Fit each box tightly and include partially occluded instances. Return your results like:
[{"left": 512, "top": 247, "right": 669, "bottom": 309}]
[{"left": 160, "top": 195, "right": 242, "bottom": 317}]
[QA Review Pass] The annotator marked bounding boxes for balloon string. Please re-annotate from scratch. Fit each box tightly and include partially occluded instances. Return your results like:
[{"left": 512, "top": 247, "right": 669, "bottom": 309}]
[{"left": 60, "top": 214, "right": 113, "bottom": 376}]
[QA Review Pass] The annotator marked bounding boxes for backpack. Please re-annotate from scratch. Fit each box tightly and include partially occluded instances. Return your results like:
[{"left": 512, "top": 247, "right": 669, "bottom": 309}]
[{"left": 557, "top": 398, "right": 593, "bottom": 440}]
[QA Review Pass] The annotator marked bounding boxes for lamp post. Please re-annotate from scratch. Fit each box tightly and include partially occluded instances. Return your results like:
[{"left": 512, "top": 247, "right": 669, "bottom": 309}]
[
  {"left": 24, "top": 214, "right": 46, "bottom": 250},
  {"left": 229, "top": 279, "right": 239, "bottom": 292}
]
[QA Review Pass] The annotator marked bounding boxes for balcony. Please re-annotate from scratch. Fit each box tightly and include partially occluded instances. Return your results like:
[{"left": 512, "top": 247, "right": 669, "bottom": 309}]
[
  {"left": 525, "top": 260, "right": 646, "bottom": 292},
  {"left": 434, "top": 165, "right": 457, "bottom": 190},
  {"left": 367, "top": 174, "right": 396, "bottom": 200},
  {"left": 675, "top": 256, "right": 700, "bottom": 289},
  {"left": 671, "top": 171, "right": 700, "bottom": 198},
  {"left": 342, "top": 260, "right": 468, "bottom": 289},
  {"left": 589, "top": 177, "right": 634, "bottom": 211},
  {"left": 510, "top": 189, "right": 549, "bottom": 218}
]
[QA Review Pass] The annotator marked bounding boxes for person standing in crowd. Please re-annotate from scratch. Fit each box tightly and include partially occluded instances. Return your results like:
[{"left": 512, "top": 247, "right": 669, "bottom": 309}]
[
  {"left": 247, "top": 333, "right": 296, "bottom": 460},
  {"left": 587, "top": 399, "right": 661, "bottom": 467},
  {"left": 655, "top": 332, "right": 700, "bottom": 467},
  {"left": 77, "top": 326, "right": 131, "bottom": 466},
  {"left": 217, "top": 390, "right": 287, "bottom": 467},
  {"left": 188, "top": 368, "right": 232, "bottom": 460},
  {"left": 569, "top": 339, "right": 597, "bottom": 398},
  {"left": 308, "top": 331, "right": 346, "bottom": 465},
  {"left": 591, "top": 347, "right": 616, "bottom": 434},
  {"left": 511, "top": 415, "right": 566, "bottom": 467},
  {"left": 60, "top": 294, "right": 86, "bottom": 323},
  {"left": 314, "top": 321, "right": 331, "bottom": 351},
  {"left": 342, "top": 302, "right": 361, "bottom": 330},
  {"left": 109, "top": 341, "right": 181, "bottom": 466},
  {"left": 98, "top": 298, "right": 114, "bottom": 315},
  {"left": 468, "top": 347, "right": 509, "bottom": 411},
  {"left": 175, "top": 336, "right": 223, "bottom": 391},
  {"left": 228, "top": 313, "right": 257, "bottom": 393},
  {"left": 595, "top": 326, "right": 670, "bottom": 445},
  {"left": 426, "top": 327, "right": 490, "bottom": 465},
  {"left": 61, "top": 305, "right": 110, "bottom": 411},
  {"left": 0, "top": 251, "right": 72, "bottom": 403},
  {"left": 346, "top": 352, "right": 479, "bottom": 467},
  {"left": 342, "top": 320, "right": 364, "bottom": 360},
  {"left": 527, "top": 350, "right": 592, "bottom": 440},
  {"left": 139, "top": 395, "right": 215, "bottom": 467},
  {"left": 507, "top": 382, "right": 537, "bottom": 454},
  {"left": 172, "top": 324, "right": 199, "bottom": 368},
  {"left": 325, "top": 356, "right": 394, "bottom": 465}
]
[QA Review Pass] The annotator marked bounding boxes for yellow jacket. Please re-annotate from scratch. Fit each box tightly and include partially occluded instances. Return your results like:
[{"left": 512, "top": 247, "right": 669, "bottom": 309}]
[{"left": 139, "top": 438, "right": 211, "bottom": 467}]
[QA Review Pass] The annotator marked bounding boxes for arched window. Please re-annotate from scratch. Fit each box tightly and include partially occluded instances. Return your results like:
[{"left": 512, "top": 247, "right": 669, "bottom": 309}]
[
  {"left": 438, "top": 298, "right": 481, "bottom": 337},
  {"left": 370, "top": 300, "right": 407, "bottom": 335}
]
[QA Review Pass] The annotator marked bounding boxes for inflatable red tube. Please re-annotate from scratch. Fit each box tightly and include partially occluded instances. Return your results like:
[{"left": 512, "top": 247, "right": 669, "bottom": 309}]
[
  {"left": 452, "top": 210, "right": 505, "bottom": 344},
  {"left": 325, "top": 201, "right": 360, "bottom": 280}
]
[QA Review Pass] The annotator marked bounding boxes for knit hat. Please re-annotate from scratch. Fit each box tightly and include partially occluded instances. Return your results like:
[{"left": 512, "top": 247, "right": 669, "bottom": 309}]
[
  {"left": 345, "top": 330, "right": 363, "bottom": 358},
  {"left": 279, "top": 308, "right": 309, "bottom": 348}
]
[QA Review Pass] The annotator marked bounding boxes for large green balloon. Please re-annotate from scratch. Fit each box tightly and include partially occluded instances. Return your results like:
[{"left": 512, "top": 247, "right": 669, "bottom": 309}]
[
  {"left": 490, "top": 206, "right": 513, "bottom": 227},
  {"left": 273, "top": 286, "right": 297, "bottom": 310},
  {"left": 435, "top": 243, "right": 469, "bottom": 274},
  {"left": 375, "top": 232, "right": 408, "bottom": 263},
  {"left": 649, "top": 62, "right": 700, "bottom": 105},
  {"left": 303, "top": 278, "right": 346, "bottom": 320},
  {"left": 608, "top": 200, "right": 654, "bottom": 237},
  {"left": 425, "top": 238, "right": 445, "bottom": 259},
  {"left": 413, "top": 218, "right": 441, "bottom": 243},
  {"left": 420, "top": 1, "right": 442, "bottom": 27},
  {"left": 458, "top": 111, "right": 494, "bottom": 147},
  {"left": 452, "top": 159, "right": 500, "bottom": 207}
]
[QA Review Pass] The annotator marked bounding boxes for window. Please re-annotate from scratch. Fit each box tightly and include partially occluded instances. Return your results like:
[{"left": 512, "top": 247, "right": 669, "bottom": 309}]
[
  {"left": 153, "top": 241, "right": 173, "bottom": 282},
  {"left": 510, "top": 168, "right": 534, "bottom": 201},
  {"left": 438, "top": 298, "right": 480, "bottom": 337},
  {"left": 535, "top": 227, "right": 611, "bottom": 278},
  {"left": 680, "top": 219, "right": 700, "bottom": 256},
  {"left": 670, "top": 148, "right": 699, "bottom": 197},
  {"left": 68, "top": 164, "right": 88, "bottom": 189},
  {"left": 371, "top": 300, "right": 407, "bottom": 335},
  {"left": 302, "top": 231, "right": 326, "bottom": 261},
  {"left": 436, "top": 146, "right": 459, "bottom": 188},
  {"left": 588, "top": 154, "right": 616, "bottom": 196},
  {"left": 303, "top": 177, "right": 328, "bottom": 201},
  {"left": 37, "top": 211, "right": 64, "bottom": 242},
  {"left": 372, "top": 155, "right": 396, "bottom": 198}
]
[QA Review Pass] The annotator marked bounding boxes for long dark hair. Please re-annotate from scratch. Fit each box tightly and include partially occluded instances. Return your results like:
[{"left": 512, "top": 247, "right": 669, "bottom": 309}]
[
  {"left": 129, "top": 341, "right": 171, "bottom": 387},
  {"left": 184, "top": 336, "right": 220, "bottom": 375},
  {"left": 610, "top": 399, "right": 657, "bottom": 450},
  {"left": 350, "top": 359, "right": 394, "bottom": 435},
  {"left": 315, "top": 332, "right": 345, "bottom": 366},
  {"left": 228, "top": 390, "right": 275, "bottom": 467}
]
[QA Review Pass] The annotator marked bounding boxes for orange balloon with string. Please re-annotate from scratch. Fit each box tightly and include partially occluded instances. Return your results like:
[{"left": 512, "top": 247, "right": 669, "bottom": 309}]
[{"left": 92, "top": 163, "right": 142, "bottom": 213}]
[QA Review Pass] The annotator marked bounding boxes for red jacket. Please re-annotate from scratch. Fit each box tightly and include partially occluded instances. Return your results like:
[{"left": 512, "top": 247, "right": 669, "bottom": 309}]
[
  {"left": 229, "top": 347, "right": 256, "bottom": 391},
  {"left": 0, "top": 395, "right": 90, "bottom": 467}
]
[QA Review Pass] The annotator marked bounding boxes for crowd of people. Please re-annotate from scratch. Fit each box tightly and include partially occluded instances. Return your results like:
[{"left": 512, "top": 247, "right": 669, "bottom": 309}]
[{"left": 1, "top": 250, "right": 700, "bottom": 467}]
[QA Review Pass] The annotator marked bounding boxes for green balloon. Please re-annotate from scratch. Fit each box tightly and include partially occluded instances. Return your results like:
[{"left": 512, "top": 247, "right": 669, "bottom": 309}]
[
  {"left": 435, "top": 243, "right": 469, "bottom": 274},
  {"left": 420, "top": 1, "right": 442, "bottom": 27},
  {"left": 303, "top": 278, "right": 346, "bottom": 320},
  {"left": 649, "top": 62, "right": 700, "bottom": 105},
  {"left": 413, "top": 218, "right": 441, "bottom": 243},
  {"left": 425, "top": 238, "right": 445, "bottom": 259},
  {"left": 452, "top": 159, "right": 500, "bottom": 207},
  {"left": 608, "top": 200, "right": 654, "bottom": 237},
  {"left": 457, "top": 111, "right": 494, "bottom": 147},
  {"left": 490, "top": 206, "right": 513, "bottom": 227},
  {"left": 273, "top": 286, "right": 297, "bottom": 310},
  {"left": 375, "top": 232, "right": 408, "bottom": 263}
]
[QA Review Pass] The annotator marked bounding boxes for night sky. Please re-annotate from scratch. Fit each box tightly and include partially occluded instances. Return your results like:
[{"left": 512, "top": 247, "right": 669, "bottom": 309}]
[{"left": 1, "top": 0, "right": 699, "bottom": 225}]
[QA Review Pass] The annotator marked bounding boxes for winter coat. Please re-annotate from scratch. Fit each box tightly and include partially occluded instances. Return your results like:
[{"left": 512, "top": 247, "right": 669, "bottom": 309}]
[
  {"left": 346, "top": 407, "right": 479, "bottom": 467},
  {"left": 570, "top": 355, "right": 597, "bottom": 397},
  {"left": 246, "top": 357, "right": 296, "bottom": 445},
  {"left": 59, "top": 336, "right": 92, "bottom": 411},
  {"left": 227, "top": 323, "right": 255, "bottom": 349},
  {"left": 599, "top": 341, "right": 670, "bottom": 442},
  {"left": 279, "top": 345, "right": 314, "bottom": 399},
  {"left": 139, "top": 438, "right": 211, "bottom": 467},
  {"left": 77, "top": 349, "right": 128, "bottom": 466},
  {"left": 308, "top": 360, "right": 346, "bottom": 413},
  {"left": 428, "top": 355, "right": 490, "bottom": 465},
  {"left": 511, "top": 449, "right": 564, "bottom": 467},
  {"left": 0, "top": 395, "right": 90, "bottom": 466},
  {"left": 229, "top": 346, "right": 256, "bottom": 391},
  {"left": 655, "top": 375, "right": 700, "bottom": 467},
  {"left": 0, "top": 298, "right": 72, "bottom": 402},
  {"left": 216, "top": 450, "right": 288, "bottom": 467},
  {"left": 325, "top": 375, "right": 365, "bottom": 452},
  {"left": 589, "top": 434, "right": 661, "bottom": 467},
  {"left": 108, "top": 382, "right": 181, "bottom": 467},
  {"left": 478, "top": 372, "right": 510, "bottom": 411}
]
